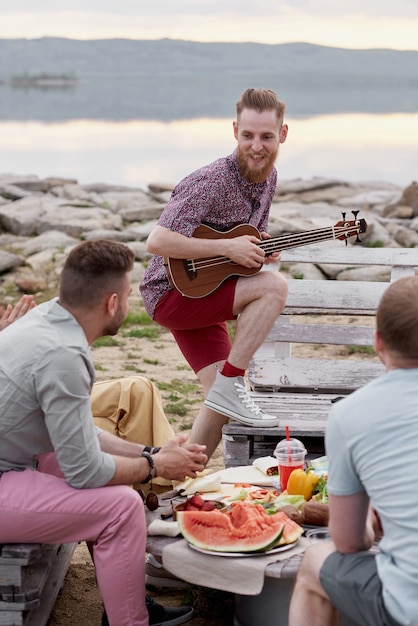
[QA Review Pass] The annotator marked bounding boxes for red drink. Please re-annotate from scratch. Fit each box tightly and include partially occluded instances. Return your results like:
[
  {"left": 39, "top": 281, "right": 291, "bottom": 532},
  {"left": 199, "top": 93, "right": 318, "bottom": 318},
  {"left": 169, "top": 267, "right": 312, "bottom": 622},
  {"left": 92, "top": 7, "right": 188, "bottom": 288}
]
[
  {"left": 275, "top": 437, "right": 307, "bottom": 492},
  {"left": 278, "top": 462, "right": 304, "bottom": 492}
]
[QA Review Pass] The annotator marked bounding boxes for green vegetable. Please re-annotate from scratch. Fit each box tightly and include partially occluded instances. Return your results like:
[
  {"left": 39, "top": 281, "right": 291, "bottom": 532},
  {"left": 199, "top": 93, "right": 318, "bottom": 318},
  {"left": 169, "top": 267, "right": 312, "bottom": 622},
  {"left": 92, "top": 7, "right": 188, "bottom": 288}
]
[
  {"left": 263, "top": 493, "right": 305, "bottom": 514},
  {"left": 228, "top": 489, "right": 249, "bottom": 502},
  {"left": 311, "top": 476, "right": 328, "bottom": 504}
]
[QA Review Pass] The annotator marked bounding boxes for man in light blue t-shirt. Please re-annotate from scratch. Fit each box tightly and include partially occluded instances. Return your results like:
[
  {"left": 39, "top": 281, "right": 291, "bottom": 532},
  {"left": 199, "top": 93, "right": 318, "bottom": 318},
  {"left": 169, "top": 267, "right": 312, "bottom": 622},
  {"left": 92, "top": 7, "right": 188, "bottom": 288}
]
[{"left": 289, "top": 275, "right": 418, "bottom": 626}]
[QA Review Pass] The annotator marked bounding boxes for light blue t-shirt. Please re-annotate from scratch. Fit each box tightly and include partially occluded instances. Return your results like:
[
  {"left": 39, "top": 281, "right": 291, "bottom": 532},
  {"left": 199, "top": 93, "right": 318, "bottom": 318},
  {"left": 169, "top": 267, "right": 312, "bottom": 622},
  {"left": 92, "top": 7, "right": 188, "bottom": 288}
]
[
  {"left": 0, "top": 298, "right": 115, "bottom": 488},
  {"left": 326, "top": 368, "right": 418, "bottom": 626}
]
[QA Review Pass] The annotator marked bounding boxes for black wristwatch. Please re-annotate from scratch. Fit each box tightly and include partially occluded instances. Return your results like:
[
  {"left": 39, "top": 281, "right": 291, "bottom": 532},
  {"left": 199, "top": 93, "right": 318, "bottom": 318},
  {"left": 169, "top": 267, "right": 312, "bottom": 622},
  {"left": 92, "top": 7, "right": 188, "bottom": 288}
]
[{"left": 141, "top": 451, "right": 156, "bottom": 484}]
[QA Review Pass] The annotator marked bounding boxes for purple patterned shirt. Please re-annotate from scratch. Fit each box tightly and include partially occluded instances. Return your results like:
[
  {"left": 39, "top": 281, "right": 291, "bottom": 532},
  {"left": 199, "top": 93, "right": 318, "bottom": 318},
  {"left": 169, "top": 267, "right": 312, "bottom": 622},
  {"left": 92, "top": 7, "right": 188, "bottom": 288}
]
[{"left": 140, "top": 150, "right": 277, "bottom": 317}]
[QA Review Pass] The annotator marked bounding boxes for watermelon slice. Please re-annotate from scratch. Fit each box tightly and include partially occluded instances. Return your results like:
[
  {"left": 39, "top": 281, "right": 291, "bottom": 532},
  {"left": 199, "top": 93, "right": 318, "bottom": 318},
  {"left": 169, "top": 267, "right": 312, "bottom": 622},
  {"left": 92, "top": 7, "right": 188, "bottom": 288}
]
[
  {"left": 177, "top": 502, "right": 287, "bottom": 553},
  {"left": 268, "top": 511, "right": 304, "bottom": 546}
]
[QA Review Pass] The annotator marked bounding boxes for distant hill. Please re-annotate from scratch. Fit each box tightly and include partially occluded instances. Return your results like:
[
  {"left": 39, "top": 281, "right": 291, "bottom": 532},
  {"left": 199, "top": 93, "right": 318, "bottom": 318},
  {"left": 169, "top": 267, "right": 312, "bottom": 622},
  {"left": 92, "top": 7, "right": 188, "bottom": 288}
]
[{"left": 0, "top": 38, "right": 417, "bottom": 121}]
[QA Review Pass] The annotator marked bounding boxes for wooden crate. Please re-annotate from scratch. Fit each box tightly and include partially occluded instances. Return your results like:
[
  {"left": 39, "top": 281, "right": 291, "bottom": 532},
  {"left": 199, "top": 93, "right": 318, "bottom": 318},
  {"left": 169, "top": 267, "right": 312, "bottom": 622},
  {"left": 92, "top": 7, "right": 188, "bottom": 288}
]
[
  {"left": 223, "top": 420, "right": 327, "bottom": 468},
  {"left": 0, "top": 543, "right": 76, "bottom": 626}
]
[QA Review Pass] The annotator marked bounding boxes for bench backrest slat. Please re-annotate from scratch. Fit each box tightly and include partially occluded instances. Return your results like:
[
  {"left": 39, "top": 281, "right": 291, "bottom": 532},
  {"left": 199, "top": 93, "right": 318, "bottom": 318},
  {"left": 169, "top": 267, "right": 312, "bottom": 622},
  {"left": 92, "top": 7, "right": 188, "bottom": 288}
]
[
  {"left": 250, "top": 356, "right": 384, "bottom": 393},
  {"left": 284, "top": 279, "right": 386, "bottom": 314},
  {"left": 280, "top": 245, "right": 418, "bottom": 267},
  {"left": 268, "top": 318, "right": 374, "bottom": 346}
]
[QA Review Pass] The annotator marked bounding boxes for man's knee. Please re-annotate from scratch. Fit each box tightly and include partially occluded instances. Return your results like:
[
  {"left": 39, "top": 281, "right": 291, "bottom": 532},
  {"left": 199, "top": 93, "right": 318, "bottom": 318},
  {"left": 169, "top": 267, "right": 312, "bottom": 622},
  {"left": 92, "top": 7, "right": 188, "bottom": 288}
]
[
  {"left": 108, "top": 484, "right": 144, "bottom": 513},
  {"left": 296, "top": 543, "right": 334, "bottom": 589},
  {"left": 261, "top": 271, "right": 288, "bottom": 307},
  {"left": 275, "top": 271, "right": 288, "bottom": 299}
]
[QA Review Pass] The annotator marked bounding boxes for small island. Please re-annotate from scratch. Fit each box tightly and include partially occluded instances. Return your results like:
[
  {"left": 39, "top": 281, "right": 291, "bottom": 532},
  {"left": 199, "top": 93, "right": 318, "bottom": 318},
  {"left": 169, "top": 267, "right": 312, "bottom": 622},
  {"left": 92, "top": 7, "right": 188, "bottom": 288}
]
[{"left": 9, "top": 72, "right": 80, "bottom": 88}]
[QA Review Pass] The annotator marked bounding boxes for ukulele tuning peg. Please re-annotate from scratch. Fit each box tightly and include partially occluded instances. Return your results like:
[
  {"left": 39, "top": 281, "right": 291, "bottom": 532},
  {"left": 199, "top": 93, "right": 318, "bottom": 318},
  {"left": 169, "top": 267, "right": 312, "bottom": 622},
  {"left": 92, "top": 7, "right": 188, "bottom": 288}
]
[
  {"left": 341, "top": 212, "right": 346, "bottom": 220},
  {"left": 352, "top": 210, "right": 359, "bottom": 219},
  {"left": 355, "top": 234, "right": 362, "bottom": 243}
]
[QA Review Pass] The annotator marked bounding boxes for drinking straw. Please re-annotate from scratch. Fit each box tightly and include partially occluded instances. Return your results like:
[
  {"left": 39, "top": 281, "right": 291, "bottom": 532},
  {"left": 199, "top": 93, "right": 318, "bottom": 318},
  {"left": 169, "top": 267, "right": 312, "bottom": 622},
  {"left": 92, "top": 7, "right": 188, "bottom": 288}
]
[{"left": 285, "top": 425, "right": 292, "bottom": 462}]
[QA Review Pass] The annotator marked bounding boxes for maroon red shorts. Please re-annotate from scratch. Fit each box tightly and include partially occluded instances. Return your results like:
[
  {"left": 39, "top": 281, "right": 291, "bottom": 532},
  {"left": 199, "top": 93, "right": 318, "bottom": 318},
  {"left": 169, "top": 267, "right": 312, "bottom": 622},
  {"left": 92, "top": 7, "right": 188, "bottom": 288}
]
[{"left": 154, "top": 279, "right": 238, "bottom": 373}]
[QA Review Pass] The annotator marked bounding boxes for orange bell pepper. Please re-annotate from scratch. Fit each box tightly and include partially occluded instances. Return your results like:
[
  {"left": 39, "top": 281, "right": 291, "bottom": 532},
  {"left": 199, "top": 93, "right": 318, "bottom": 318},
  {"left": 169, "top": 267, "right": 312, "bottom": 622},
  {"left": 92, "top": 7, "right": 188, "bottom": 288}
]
[{"left": 286, "top": 468, "right": 319, "bottom": 500}]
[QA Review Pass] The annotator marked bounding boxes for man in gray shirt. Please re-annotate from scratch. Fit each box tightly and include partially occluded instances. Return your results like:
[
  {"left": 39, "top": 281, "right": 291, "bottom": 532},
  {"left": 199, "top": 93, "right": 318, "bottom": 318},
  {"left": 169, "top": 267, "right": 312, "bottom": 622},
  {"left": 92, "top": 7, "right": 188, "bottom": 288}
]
[{"left": 0, "top": 239, "right": 207, "bottom": 626}]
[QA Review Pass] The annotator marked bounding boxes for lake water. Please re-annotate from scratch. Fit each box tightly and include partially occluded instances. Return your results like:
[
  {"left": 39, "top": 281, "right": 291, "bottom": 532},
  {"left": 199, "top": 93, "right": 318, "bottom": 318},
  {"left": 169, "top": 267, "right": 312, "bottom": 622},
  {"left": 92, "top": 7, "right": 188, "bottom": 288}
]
[{"left": 1, "top": 112, "right": 417, "bottom": 190}]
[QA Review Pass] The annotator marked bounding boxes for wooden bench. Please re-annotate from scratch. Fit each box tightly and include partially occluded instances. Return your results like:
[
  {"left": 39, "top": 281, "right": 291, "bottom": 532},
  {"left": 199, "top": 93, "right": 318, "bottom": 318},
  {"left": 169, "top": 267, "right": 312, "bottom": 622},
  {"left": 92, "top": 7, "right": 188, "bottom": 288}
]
[
  {"left": 223, "top": 245, "right": 418, "bottom": 467},
  {"left": 0, "top": 543, "right": 76, "bottom": 626}
]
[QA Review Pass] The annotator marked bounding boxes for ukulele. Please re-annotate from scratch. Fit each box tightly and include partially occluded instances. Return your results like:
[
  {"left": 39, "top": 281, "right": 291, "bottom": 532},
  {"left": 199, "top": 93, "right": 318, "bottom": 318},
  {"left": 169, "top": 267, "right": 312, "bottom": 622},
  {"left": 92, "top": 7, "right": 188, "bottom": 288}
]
[{"left": 165, "top": 216, "right": 367, "bottom": 298}]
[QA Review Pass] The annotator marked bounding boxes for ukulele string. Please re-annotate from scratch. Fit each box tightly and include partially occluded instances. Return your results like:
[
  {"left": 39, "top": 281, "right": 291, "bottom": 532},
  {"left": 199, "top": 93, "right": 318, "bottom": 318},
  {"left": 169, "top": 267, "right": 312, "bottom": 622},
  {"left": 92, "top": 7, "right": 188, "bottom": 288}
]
[
  {"left": 261, "top": 228, "right": 334, "bottom": 254},
  {"left": 186, "top": 225, "right": 358, "bottom": 271}
]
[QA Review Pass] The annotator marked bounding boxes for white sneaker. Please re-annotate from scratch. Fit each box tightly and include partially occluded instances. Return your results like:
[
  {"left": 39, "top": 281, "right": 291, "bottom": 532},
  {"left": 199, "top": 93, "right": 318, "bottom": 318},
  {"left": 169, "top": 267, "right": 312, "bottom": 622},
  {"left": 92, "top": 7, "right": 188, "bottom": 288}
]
[{"left": 204, "top": 371, "right": 280, "bottom": 427}]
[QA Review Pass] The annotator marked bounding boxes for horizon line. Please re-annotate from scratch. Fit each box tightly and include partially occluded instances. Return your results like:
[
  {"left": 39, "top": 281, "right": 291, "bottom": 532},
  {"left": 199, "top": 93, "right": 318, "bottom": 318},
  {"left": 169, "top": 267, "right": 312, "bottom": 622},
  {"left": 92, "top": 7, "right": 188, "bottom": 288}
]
[{"left": 0, "top": 36, "right": 417, "bottom": 53}]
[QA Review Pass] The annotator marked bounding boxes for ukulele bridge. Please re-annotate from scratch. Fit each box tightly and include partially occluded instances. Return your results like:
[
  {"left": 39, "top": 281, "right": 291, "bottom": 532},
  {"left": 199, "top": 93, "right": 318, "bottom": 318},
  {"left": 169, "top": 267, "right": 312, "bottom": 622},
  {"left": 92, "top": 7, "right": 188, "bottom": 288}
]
[{"left": 184, "top": 259, "right": 198, "bottom": 280}]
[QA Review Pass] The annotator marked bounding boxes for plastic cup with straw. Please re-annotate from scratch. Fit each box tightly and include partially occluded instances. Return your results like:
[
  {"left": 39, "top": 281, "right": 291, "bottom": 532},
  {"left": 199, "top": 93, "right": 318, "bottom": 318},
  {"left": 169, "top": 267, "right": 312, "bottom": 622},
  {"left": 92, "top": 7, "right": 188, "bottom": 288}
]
[{"left": 274, "top": 427, "right": 307, "bottom": 492}]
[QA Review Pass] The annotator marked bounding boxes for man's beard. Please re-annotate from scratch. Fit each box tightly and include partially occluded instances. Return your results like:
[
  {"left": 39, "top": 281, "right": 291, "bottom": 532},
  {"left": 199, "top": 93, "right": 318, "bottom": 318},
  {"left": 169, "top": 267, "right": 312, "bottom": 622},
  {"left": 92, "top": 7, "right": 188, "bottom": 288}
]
[
  {"left": 102, "top": 303, "right": 125, "bottom": 337},
  {"left": 236, "top": 145, "right": 279, "bottom": 183}
]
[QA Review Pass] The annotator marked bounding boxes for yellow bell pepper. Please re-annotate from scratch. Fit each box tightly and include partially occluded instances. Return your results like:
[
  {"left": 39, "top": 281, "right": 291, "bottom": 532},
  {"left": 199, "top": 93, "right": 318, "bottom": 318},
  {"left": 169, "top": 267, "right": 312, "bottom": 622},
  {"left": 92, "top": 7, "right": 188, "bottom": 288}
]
[{"left": 286, "top": 468, "right": 319, "bottom": 500}]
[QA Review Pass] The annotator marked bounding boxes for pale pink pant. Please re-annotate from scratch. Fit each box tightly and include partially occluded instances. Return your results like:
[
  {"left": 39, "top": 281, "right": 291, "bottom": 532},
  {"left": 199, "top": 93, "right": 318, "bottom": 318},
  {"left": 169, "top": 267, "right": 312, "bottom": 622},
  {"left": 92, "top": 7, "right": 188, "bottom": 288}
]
[{"left": 0, "top": 454, "right": 148, "bottom": 626}]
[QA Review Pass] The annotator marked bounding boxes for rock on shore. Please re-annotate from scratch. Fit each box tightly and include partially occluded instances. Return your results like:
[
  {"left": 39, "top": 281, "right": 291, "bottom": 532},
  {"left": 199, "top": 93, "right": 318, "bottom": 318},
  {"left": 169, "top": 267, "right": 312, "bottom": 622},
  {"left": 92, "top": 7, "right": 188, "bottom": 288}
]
[{"left": 0, "top": 173, "right": 417, "bottom": 304}]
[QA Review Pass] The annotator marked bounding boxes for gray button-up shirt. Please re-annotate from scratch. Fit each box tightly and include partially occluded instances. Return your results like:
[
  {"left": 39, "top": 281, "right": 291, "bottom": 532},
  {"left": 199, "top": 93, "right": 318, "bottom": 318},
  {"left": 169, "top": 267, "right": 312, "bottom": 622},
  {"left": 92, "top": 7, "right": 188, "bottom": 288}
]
[{"left": 0, "top": 299, "right": 115, "bottom": 488}]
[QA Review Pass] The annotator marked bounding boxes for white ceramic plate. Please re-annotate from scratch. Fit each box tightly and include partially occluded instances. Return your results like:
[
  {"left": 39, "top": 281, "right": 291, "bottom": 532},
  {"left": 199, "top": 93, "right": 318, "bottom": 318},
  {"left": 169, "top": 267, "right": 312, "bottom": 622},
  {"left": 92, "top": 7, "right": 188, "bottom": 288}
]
[{"left": 187, "top": 538, "right": 299, "bottom": 558}]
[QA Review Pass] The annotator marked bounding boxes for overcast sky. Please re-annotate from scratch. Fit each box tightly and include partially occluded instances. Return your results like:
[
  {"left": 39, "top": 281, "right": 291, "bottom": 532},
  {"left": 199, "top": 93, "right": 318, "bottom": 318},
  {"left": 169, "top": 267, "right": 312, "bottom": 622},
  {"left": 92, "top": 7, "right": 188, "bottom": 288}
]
[{"left": 0, "top": 0, "right": 417, "bottom": 50}]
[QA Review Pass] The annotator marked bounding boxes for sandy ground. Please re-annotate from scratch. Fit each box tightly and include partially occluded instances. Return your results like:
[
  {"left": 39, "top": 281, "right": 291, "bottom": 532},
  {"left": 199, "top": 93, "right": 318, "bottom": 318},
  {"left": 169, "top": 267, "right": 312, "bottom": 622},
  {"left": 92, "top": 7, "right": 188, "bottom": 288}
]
[{"left": 45, "top": 291, "right": 377, "bottom": 625}]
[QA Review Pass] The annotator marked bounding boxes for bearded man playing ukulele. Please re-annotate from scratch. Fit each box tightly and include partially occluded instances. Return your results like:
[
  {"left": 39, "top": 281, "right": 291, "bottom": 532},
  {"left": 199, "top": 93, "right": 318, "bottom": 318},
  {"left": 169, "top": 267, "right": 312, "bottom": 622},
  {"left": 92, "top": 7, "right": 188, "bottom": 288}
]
[{"left": 140, "top": 88, "right": 289, "bottom": 460}]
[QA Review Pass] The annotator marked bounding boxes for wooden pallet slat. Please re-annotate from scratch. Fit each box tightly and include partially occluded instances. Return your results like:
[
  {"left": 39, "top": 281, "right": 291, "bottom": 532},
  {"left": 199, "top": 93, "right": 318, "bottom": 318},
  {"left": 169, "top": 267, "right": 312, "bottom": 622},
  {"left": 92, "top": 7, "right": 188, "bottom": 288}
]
[{"left": 0, "top": 543, "right": 76, "bottom": 626}]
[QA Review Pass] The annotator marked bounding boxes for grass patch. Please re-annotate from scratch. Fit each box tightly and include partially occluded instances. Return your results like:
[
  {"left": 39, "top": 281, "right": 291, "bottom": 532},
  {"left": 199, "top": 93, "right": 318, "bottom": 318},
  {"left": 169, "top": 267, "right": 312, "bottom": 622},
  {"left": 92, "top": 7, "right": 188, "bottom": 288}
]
[
  {"left": 143, "top": 358, "right": 160, "bottom": 365},
  {"left": 126, "top": 352, "right": 141, "bottom": 359},
  {"left": 189, "top": 397, "right": 204, "bottom": 405},
  {"left": 92, "top": 336, "right": 121, "bottom": 348},
  {"left": 176, "top": 363, "right": 191, "bottom": 371},
  {"left": 122, "top": 310, "right": 153, "bottom": 326},
  {"left": 123, "top": 364, "right": 146, "bottom": 373},
  {"left": 94, "top": 363, "right": 107, "bottom": 371},
  {"left": 119, "top": 310, "right": 162, "bottom": 340},
  {"left": 166, "top": 392, "right": 181, "bottom": 402},
  {"left": 227, "top": 320, "right": 236, "bottom": 342},
  {"left": 347, "top": 345, "right": 376, "bottom": 355},
  {"left": 123, "top": 327, "right": 160, "bottom": 340},
  {"left": 165, "top": 402, "right": 189, "bottom": 416},
  {"left": 156, "top": 379, "right": 199, "bottom": 396},
  {"left": 154, "top": 378, "right": 203, "bottom": 418},
  {"left": 363, "top": 240, "right": 385, "bottom": 248}
]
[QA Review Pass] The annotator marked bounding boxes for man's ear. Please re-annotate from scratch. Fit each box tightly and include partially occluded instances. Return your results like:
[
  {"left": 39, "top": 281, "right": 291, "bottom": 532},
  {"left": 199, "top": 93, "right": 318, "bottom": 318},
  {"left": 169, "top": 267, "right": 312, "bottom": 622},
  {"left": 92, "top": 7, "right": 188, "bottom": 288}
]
[
  {"left": 106, "top": 293, "right": 118, "bottom": 317},
  {"left": 374, "top": 329, "right": 387, "bottom": 361},
  {"left": 280, "top": 123, "right": 288, "bottom": 143},
  {"left": 233, "top": 120, "right": 238, "bottom": 140},
  {"left": 374, "top": 329, "right": 382, "bottom": 353}
]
